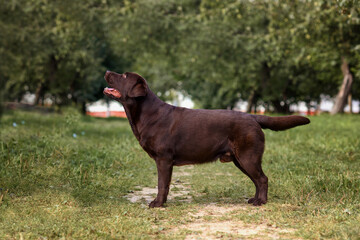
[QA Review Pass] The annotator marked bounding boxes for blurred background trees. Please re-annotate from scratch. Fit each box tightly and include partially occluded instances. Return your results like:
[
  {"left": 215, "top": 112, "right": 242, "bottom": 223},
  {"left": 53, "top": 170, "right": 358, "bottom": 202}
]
[{"left": 1, "top": 0, "right": 360, "bottom": 113}]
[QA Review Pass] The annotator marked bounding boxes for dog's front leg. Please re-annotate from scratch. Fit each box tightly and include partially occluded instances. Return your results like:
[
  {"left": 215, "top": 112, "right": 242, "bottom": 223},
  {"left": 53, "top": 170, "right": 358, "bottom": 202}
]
[{"left": 149, "top": 159, "right": 173, "bottom": 208}]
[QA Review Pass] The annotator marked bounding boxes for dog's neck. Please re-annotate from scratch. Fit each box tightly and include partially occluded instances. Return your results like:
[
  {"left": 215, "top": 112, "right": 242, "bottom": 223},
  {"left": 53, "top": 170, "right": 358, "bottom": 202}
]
[{"left": 122, "top": 90, "right": 172, "bottom": 141}]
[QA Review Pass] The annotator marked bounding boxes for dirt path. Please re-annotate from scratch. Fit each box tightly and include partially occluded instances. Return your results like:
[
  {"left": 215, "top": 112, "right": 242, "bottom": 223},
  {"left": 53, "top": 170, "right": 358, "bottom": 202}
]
[
  {"left": 125, "top": 166, "right": 297, "bottom": 239},
  {"left": 125, "top": 166, "right": 193, "bottom": 205}
]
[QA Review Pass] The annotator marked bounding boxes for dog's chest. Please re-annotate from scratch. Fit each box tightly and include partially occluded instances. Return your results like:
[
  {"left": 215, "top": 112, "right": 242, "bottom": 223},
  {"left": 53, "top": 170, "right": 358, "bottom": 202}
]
[{"left": 138, "top": 135, "right": 169, "bottom": 160}]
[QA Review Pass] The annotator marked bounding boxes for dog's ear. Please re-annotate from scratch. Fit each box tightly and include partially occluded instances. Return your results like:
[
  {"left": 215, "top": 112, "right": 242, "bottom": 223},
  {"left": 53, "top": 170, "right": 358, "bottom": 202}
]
[{"left": 128, "top": 75, "right": 147, "bottom": 98}]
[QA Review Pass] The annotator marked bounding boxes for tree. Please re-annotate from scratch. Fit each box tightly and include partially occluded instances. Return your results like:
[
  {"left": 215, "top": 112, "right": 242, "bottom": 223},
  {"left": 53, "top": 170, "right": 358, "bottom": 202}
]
[
  {"left": 0, "top": 0, "right": 123, "bottom": 112},
  {"left": 283, "top": 0, "right": 360, "bottom": 114},
  {"left": 1, "top": 0, "right": 360, "bottom": 114}
]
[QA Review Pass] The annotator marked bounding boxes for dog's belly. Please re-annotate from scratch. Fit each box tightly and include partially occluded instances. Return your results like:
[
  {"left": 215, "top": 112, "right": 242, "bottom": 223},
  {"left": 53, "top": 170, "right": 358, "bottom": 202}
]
[
  {"left": 173, "top": 154, "right": 219, "bottom": 166},
  {"left": 175, "top": 152, "right": 215, "bottom": 163},
  {"left": 172, "top": 138, "right": 230, "bottom": 166}
]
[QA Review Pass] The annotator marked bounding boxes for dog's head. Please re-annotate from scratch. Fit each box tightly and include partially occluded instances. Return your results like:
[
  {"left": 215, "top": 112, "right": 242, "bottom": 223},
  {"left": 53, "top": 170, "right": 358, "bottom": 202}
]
[{"left": 103, "top": 71, "right": 148, "bottom": 101}]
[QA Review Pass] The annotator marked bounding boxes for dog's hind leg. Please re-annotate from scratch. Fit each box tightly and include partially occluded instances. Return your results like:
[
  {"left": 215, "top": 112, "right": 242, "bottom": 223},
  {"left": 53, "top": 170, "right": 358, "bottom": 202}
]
[
  {"left": 231, "top": 133, "right": 268, "bottom": 206},
  {"left": 232, "top": 159, "right": 259, "bottom": 203},
  {"left": 233, "top": 155, "right": 268, "bottom": 206}
]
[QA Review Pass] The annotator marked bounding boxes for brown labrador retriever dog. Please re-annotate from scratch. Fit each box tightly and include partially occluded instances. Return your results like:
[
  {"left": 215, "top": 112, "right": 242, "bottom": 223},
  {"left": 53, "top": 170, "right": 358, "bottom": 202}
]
[{"left": 103, "top": 71, "right": 310, "bottom": 208}]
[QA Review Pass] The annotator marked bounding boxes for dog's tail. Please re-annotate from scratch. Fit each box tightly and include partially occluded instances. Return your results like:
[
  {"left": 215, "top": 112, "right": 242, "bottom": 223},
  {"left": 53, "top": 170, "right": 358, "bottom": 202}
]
[{"left": 251, "top": 114, "right": 310, "bottom": 131}]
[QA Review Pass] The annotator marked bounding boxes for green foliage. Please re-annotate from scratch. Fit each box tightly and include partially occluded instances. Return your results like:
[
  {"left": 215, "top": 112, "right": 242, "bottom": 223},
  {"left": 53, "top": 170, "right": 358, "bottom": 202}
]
[
  {"left": 107, "top": 0, "right": 360, "bottom": 109},
  {"left": 0, "top": 0, "right": 118, "bottom": 106},
  {"left": 1, "top": 0, "right": 360, "bottom": 110}
]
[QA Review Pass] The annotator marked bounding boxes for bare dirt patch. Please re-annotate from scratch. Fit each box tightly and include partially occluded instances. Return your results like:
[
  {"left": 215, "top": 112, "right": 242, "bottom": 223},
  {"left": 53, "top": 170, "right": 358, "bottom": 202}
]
[
  {"left": 176, "top": 220, "right": 294, "bottom": 240},
  {"left": 125, "top": 183, "right": 192, "bottom": 204},
  {"left": 125, "top": 166, "right": 193, "bottom": 204},
  {"left": 169, "top": 203, "right": 297, "bottom": 239},
  {"left": 189, "top": 203, "right": 246, "bottom": 217},
  {"left": 170, "top": 203, "right": 296, "bottom": 239}
]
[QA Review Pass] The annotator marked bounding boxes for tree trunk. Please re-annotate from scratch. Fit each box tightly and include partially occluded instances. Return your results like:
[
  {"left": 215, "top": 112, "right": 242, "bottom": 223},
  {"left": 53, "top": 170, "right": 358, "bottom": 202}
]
[
  {"left": 81, "top": 102, "right": 87, "bottom": 115},
  {"left": 331, "top": 57, "right": 353, "bottom": 115},
  {"left": 34, "top": 82, "right": 43, "bottom": 106},
  {"left": 306, "top": 102, "right": 311, "bottom": 115},
  {"left": 271, "top": 100, "right": 290, "bottom": 113},
  {"left": 348, "top": 94, "right": 352, "bottom": 114},
  {"left": 246, "top": 90, "right": 255, "bottom": 113}
]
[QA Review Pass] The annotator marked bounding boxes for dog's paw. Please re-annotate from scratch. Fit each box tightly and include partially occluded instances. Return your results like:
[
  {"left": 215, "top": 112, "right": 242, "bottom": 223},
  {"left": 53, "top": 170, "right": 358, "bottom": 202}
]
[
  {"left": 248, "top": 197, "right": 256, "bottom": 204},
  {"left": 149, "top": 200, "right": 164, "bottom": 208},
  {"left": 252, "top": 198, "right": 267, "bottom": 206}
]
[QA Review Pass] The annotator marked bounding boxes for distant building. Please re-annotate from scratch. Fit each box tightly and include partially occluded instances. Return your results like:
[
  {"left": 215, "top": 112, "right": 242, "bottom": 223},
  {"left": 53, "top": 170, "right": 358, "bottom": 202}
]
[{"left": 86, "top": 100, "right": 126, "bottom": 118}]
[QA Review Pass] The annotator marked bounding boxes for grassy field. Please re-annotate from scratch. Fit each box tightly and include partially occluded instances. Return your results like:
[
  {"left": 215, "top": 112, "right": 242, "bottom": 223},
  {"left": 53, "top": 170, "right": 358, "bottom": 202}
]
[{"left": 0, "top": 109, "right": 359, "bottom": 239}]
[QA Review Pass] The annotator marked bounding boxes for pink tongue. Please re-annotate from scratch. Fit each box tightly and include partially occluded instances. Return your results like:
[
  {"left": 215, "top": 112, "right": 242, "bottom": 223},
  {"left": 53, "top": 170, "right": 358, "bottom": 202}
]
[{"left": 104, "top": 88, "right": 121, "bottom": 98}]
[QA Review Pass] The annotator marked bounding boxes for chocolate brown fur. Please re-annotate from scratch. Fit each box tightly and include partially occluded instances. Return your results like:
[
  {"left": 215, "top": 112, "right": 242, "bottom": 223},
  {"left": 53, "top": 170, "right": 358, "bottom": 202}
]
[{"left": 104, "top": 71, "right": 310, "bottom": 207}]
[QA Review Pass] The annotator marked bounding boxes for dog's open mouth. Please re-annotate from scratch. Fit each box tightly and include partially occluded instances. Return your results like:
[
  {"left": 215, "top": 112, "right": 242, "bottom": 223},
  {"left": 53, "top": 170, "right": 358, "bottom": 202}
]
[{"left": 103, "top": 87, "right": 121, "bottom": 98}]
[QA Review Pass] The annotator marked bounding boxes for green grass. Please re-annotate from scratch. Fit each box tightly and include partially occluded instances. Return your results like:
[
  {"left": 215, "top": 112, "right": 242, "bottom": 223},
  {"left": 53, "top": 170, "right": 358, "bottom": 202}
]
[{"left": 0, "top": 109, "right": 359, "bottom": 239}]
